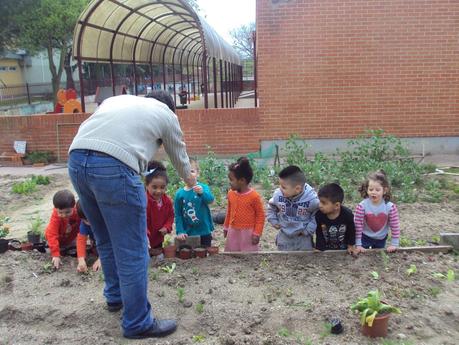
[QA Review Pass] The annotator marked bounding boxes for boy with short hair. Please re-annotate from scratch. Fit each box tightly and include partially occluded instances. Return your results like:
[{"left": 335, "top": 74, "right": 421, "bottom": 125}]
[
  {"left": 267, "top": 165, "right": 319, "bottom": 251},
  {"left": 45, "top": 189, "right": 80, "bottom": 269},
  {"left": 315, "top": 183, "right": 355, "bottom": 253}
]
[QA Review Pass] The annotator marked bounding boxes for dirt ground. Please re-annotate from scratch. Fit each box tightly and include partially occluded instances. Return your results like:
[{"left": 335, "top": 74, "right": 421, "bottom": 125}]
[{"left": 0, "top": 173, "right": 459, "bottom": 344}]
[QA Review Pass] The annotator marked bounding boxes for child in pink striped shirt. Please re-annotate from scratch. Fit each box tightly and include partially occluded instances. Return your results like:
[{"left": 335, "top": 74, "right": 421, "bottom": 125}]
[{"left": 354, "top": 171, "right": 401, "bottom": 253}]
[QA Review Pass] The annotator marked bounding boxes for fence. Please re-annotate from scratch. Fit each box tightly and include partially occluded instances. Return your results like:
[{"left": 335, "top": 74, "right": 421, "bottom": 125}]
[{"left": 0, "top": 82, "right": 68, "bottom": 108}]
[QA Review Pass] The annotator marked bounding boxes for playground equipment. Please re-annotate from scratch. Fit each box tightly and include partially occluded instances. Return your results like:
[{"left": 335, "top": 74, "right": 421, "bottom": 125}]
[{"left": 54, "top": 88, "right": 82, "bottom": 113}]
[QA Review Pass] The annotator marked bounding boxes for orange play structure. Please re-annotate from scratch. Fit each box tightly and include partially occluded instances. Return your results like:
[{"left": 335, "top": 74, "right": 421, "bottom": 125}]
[{"left": 54, "top": 88, "right": 82, "bottom": 113}]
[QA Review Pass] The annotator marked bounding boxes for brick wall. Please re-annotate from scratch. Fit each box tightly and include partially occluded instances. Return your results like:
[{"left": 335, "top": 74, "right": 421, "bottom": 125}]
[
  {"left": 256, "top": 0, "right": 459, "bottom": 139},
  {"left": 0, "top": 108, "right": 260, "bottom": 161}
]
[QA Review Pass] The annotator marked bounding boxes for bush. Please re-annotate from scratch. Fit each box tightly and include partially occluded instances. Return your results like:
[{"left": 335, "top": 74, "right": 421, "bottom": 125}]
[
  {"left": 25, "top": 151, "right": 55, "bottom": 164},
  {"left": 12, "top": 179, "right": 37, "bottom": 195}
]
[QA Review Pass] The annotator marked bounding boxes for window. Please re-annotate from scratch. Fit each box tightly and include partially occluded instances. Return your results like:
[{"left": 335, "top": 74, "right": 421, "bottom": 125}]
[{"left": 8, "top": 66, "right": 16, "bottom": 71}]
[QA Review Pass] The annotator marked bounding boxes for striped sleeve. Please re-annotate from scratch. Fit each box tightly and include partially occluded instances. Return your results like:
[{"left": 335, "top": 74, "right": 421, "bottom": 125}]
[
  {"left": 354, "top": 203, "right": 365, "bottom": 246},
  {"left": 388, "top": 204, "right": 401, "bottom": 247}
]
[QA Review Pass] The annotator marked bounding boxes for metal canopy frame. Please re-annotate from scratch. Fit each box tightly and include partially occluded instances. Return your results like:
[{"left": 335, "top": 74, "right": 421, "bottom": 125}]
[{"left": 73, "top": 0, "right": 242, "bottom": 110}]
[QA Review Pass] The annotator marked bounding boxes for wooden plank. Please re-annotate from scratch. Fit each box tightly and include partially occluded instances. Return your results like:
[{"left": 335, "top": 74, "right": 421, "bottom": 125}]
[{"left": 221, "top": 245, "right": 452, "bottom": 256}]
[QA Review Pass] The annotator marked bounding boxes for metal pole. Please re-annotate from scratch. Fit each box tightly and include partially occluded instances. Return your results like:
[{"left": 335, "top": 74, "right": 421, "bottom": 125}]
[
  {"left": 77, "top": 57, "right": 85, "bottom": 112},
  {"left": 229, "top": 63, "right": 233, "bottom": 108},
  {"left": 202, "top": 50, "right": 208, "bottom": 109},
  {"left": 26, "top": 83, "right": 31, "bottom": 104},
  {"left": 162, "top": 62, "right": 167, "bottom": 91},
  {"left": 110, "top": 61, "right": 116, "bottom": 96},
  {"left": 172, "top": 61, "right": 176, "bottom": 108},
  {"left": 225, "top": 61, "right": 228, "bottom": 108},
  {"left": 150, "top": 62, "right": 154, "bottom": 92},
  {"left": 186, "top": 63, "right": 190, "bottom": 104},
  {"left": 133, "top": 62, "right": 138, "bottom": 96},
  {"left": 212, "top": 57, "right": 218, "bottom": 108},
  {"left": 192, "top": 57, "right": 196, "bottom": 100},
  {"left": 219, "top": 59, "right": 224, "bottom": 108}
]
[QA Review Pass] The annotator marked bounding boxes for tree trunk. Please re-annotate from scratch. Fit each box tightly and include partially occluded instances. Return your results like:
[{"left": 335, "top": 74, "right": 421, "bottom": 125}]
[
  {"left": 47, "top": 43, "right": 66, "bottom": 104},
  {"left": 64, "top": 48, "right": 75, "bottom": 90}
]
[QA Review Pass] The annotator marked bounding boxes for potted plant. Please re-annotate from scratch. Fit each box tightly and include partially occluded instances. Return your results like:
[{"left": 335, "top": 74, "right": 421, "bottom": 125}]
[
  {"left": 162, "top": 234, "right": 176, "bottom": 258},
  {"left": 207, "top": 245, "right": 219, "bottom": 255},
  {"left": 351, "top": 290, "right": 401, "bottom": 338},
  {"left": 194, "top": 247, "right": 207, "bottom": 258},
  {"left": 27, "top": 216, "right": 44, "bottom": 244},
  {"left": 0, "top": 216, "right": 10, "bottom": 254},
  {"left": 179, "top": 244, "right": 192, "bottom": 260}
]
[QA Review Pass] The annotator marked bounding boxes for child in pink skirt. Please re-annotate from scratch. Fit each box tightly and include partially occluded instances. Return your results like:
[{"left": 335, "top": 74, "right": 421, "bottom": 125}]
[{"left": 224, "top": 157, "right": 265, "bottom": 252}]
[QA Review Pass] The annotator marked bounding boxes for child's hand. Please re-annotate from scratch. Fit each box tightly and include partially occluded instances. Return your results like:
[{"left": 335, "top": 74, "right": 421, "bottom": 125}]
[
  {"left": 177, "top": 234, "right": 188, "bottom": 241},
  {"left": 92, "top": 258, "right": 102, "bottom": 272},
  {"left": 354, "top": 246, "right": 365, "bottom": 254},
  {"left": 347, "top": 245, "right": 354, "bottom": 255},
  {"left": 193, "top": 185, "right": 203, "bottom": 194},
  {"left": 77, "top": 258, "right": 88, "bottom": 273},
  {"left": 273, "top": 224, "right": 281, "bottom": 229},
  {"left": 159, "top": 227, "right": 168, "bottom": 235},
  {"left": 386, "top": 245, "right": 397, "bottom": 253},
  {"left": 251, "top": 235, "right": 260, "bottom": 245},
  {"left": 52, "top": 256, "right": 62, "bottom": 270}
]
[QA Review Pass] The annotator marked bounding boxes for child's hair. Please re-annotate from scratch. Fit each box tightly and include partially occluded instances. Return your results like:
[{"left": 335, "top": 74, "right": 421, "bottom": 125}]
[
  {"left": 359, "top": 170, "right": 392, "bottom": 202},
  {"left": 278, "top": 165, "right": 306, "bottom": 187},
  {"left": 144, "top": 160, "right": 168, "bottom": 185},
  {"left": 189, "top": 158, "right": 199, "bottom": 171},
  {"left": 228, "top": 157, "right": 253, "bottom": 184},
  {"left": 76, "top": 200, "right": 87, "bottom": 220},
  {"left": 53, "top": 190, "right": 75, "bottom": 209},
  {"left": 318, "top": 183, "right": 344, "bottom": 204}
]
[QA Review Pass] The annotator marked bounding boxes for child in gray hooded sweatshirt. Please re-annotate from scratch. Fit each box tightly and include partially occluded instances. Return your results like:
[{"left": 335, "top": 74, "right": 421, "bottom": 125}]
[{"left": 267, "top": 166, "right": 319, "bottom": 251}]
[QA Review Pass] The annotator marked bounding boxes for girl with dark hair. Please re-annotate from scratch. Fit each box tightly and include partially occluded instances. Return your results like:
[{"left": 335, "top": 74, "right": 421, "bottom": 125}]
[{"left": 224, "top": 157, "right": 265, "bottom": 252}]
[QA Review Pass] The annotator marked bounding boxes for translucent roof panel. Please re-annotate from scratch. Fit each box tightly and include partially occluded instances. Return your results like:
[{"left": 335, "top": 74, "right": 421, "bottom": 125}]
[{"left": 73, "top": 0, "right": 240, "bottom": 66}]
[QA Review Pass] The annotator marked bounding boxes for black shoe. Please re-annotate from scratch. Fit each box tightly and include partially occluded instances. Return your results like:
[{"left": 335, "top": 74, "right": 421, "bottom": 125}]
[
  {"left": 106, "top": 302, "right": 123, "bottom": 312},
  {"left": 124, "top": 319, "right": 177, "bottom": 339}
]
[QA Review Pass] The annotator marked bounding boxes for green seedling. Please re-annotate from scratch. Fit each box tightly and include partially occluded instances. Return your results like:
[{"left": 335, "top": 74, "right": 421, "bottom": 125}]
[
  {"left": 414, "top": 239, "right": 427, "bottom": 246},
  {"left": 406, "top": 264, "right": 417, "bottom": 276},
  {"left": 260, "top": 257, "right": 269, "bottom": 268},
  {"left": 192, "top": 334, "right": 205, "bottom": 343},
  {"left": 195, "top": 302, "right": 204, "bottom": 314},
  {"left": 43, "top": 262, "right": 53, "bottom": 274},
  {"left": 278, "top": 327, "right": 291, "bottom": 337},
  {"left": 351, "top": 290, "right": 401, "bottom": 327},
  {"left": 371, "top": 271, "right": 380, "bottom": 280},
  {"left": 192, "top": 267, "right": 198, "bottom": 275},
  {"left": 447, "top": 269, "right": 455, "bottom": 282},
  {"left": 381, "top": 251, "right": 390, "bottom": 271},
  {"left": 161, "top": 263, "right": 176, "bottom": 273},
  {"left": 150, "top": 271, "right": 159, "bottom": 281},
  {"left": 399, "top": 236, "right": 412, "bottom": 248},
  {"left": 177, "top": 287, "right": 185, "bottom": 303},
  {"left": 12, "top": 179, "right": 37, "bottom": 194},
  {"left": 29, "top": 216, "right": 44, "bottom": 236},
  {"left": 431, "top": 235, "right": 440, "bottom": 244},
  {"left": 428, "top": 287, "right": 441, "bottom": 298},
  {"left": 290, "top": 300, "right": 312, "bottom": 310},
  {"left": 319, "top": 322, "right": 332, "bottom": 339}
]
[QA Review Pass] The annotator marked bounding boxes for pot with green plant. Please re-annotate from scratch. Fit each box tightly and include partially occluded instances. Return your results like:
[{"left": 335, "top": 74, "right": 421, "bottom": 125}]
[
  {"left": 162, "top": 234, "right": 176, "bottom": 258},
  {"left": 0, "top": 216, "right": 11, "bottom": 254},
  {"left": 351, "top": 290, "right": 401, "bottom": 338},
  {"left": 27, "top": 216, "right": 44, "bottom": 244}
]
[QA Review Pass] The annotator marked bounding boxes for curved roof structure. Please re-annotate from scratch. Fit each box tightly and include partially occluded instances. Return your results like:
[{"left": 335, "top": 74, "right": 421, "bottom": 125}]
[{"left": 73, "top": 0, "right": 240, "bottom": 67}]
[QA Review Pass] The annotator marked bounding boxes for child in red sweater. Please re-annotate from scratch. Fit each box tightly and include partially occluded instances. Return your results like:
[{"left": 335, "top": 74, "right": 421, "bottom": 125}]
[
  {"left": 144, "top": 161, "right": 174, "bottom": 255},
  {"left": 45, "top": 190, "right": 80, "bottom": 269}
]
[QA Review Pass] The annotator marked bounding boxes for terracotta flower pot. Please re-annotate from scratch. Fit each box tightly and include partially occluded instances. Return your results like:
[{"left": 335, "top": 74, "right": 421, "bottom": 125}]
[
  {"left": 162, "top": 245, "right": 176, "bottom": 258},
  {"left": 194, "top": 247, "right": 207, "bottom": 258},
  {"left": 361, "top": 313, "right": 390, "bottom": 338},
  {"left": 0, "top": 239, "right": 9, "bottom": 254},
  {"left": 179, "top": 248, "right": 191, "bottom": 260},
  {"left": 21, "top": 242, "right": 33, "bottom": 251},
  {"left": 8, "top": 239, "right": 22, "bottom": 251},
  {"left": 207, "top": 246, "right": 219, "bottom": 255}
]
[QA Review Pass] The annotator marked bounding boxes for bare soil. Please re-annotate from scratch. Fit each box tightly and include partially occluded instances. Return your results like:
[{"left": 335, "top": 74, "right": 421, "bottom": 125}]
[{"left": 0, "top": 173, "right": 458, "bottom": 345}]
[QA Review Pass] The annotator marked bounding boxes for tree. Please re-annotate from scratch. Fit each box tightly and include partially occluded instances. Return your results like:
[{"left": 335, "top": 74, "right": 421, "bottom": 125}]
[
  {"left": 230, "top": 22, "right": 255, "bottom": 60},
  {"left": 10, "top": 0, "right": 89, "bottom": 101}
]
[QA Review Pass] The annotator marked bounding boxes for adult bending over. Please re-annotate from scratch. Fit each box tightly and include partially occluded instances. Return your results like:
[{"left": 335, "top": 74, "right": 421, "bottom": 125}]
[{"left": 68, "top": 92, "right": 194, "bottom": 339}]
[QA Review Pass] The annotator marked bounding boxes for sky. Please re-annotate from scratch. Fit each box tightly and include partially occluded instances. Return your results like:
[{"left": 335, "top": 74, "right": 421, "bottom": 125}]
[{"left": 197, "top": 0, "right": 255, "bottom": 44}]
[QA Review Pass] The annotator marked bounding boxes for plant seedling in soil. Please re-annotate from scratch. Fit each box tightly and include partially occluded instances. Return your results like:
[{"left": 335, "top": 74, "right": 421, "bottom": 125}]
[
  {"left": 319, "top": 322, "right": 332, "bottom": 340},
  {"left": 31, "top": 175, "right": 50, "bottom": 185},
  {"left": 380, "top": 251, "right": 390, "bottom": 271},
  {"left": 447, "top": 269, "right": 455, "bottom": 282},
  {"left": 150, "top": 271, "right": 159, "bottom": 281},
  {"left": 406, "top": 264, "right": 417, "bottom": 276},
  {"left": 260, "top": 257, "right": 270, "bottom": 269},
  {"left": 12, "top": 179, "right": 37, "bottom": 195},
  {"left": 399, "top": 236, "right": 412, "bottom": 248},
  {"left": 371, "top": 271, "right": 380, "bottom": 280},
  {"left": 177, "top": 287, "right": 185, "bottom": 303},
  {"left": 42, "top": 262, "right": 53, "bottom": 274},
  {"left": 29, "top": 216, "right": 44, "bottom": 236},
  {"left": 414, "top": 239, "right": 427, "bottom": 246},
  {"left": 195, "top": 302, "right": 204, "bottom": 314},
  {"left": 192, "top": 334, "right": 206, "bottom": 343},
  {"left": 428, "top": 287, "right": 441, "bottom": 298},
  {"left": 278, "top": 327, "right": 291, "bottom": 337},
  {"left": 192, "top": 267, "right": 198, "bottom": 275},
  {"left": 290, "top": 300, "right": 312, "bottom": 311},
  {"left": 431, "top": 235, "right": 440, "bottom": 244},
  {"left": 161, "top": 263, "right": 176, "bottom": 274},
  {"left": 351, "top": 290, "right": 401, "bottom": 327}
]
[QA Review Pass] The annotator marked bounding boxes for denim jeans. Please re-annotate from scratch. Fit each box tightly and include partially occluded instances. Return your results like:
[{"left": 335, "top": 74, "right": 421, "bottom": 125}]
[
  {"left": 68, "top": 149, "right": 154, "bottom": 337},
  {"left": 361, "top": 233, "right": 387, "bottom": 249}
]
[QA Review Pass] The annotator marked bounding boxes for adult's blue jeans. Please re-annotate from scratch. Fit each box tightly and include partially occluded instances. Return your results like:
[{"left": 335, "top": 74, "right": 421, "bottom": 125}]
[{"left": 68, "top": 149, "right": 154, "bottom": 337}]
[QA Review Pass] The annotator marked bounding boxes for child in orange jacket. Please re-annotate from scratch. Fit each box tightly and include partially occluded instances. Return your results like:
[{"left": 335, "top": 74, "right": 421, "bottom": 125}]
[{"left": 45, "top": 190, "right": 80, "bottom": 269}]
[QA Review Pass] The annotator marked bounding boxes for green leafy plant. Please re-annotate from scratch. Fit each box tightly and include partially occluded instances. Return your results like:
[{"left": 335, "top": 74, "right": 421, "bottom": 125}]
[
  {"left": 406, "top": 264, "right": 417, "bottom": 276},
  {"left": 177, "top": 287, "right": 185, "bottom": 303},
  {"left": 162, "top": 234, "right": 174, "bottom": 248},
  {"left": 399, "top": 236, "right": 412, "bottom": 247},
  {"left": 43, "top": 262, "right": 53, "bottom": 274},
  {"left": 12, "top": 179, "right": 37, "bottom": 194},
  {"left": 161, "top": 263, "right": 176, "bottom": 274},
  {"left": 431, "top": 235, "right": 440, "bottom": 244},
  {"left": 0, "top": 216, "right": 10, "bottom": 238},
  {"left": 381, "top": 251, "right": 390, "bottom": 271},
  {"left": 351, "top": 290, "right": 401, "bottom": 327},
  {"left": 278, "top": 327, "right": 291, "bottom": 337},
  {"left": 371, "top": 271, "right": 380, "bottom": 280},
  {"left": 319, "top": 322, "right": 332, "bottom": 339},
  {"left": 195, "top": 302, "right": 204, "bottom": 314},
  {"left": 29, "top": 216, "right": 44, "bottom": 236},
  {"left": 428, "top": 287, "right": 441, "bottom": 298},
  {"left": 192, "top": 334, "right": 206, "bottom": 343},
  {"left": 447, "top": 269, "right": 456, "bottom": 282},
  {"left": 25, "top": 151, "right": 54, "bottom": 164},
  {"left": 31, "top": 175, "right": 50, "bottom": 185}
]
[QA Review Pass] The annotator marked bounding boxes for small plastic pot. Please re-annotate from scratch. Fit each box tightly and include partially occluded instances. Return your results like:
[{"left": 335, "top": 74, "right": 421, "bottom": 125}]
[
  {"left": 8, "top": 239, "right": 22, "bottom": 251},
  {"left": 194, "top": 247, "right": 207, "bottom": 258},
  {"left": 361, "top": 313, "right": 390, "bottom": 338},
  {"left": 33, "top": 242, "right": 47, "bottom": 253},
  {"left": 179, "top": 248, "right": 192, "bottom": 260},
  {"left": 207, "top": 246, "right": 219, "bottom": 255},
  {"left": 27, "top": 231, "right": 41, "bottom": 244},
  {"left": 0, "top": 239, "right": 9, "bottom": 254},
  {"left": 21, "top": 242, "right": 33, "bottom": 251},
  {"left": 162, "top": 245, "right": 177, "bottom": 258}
]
